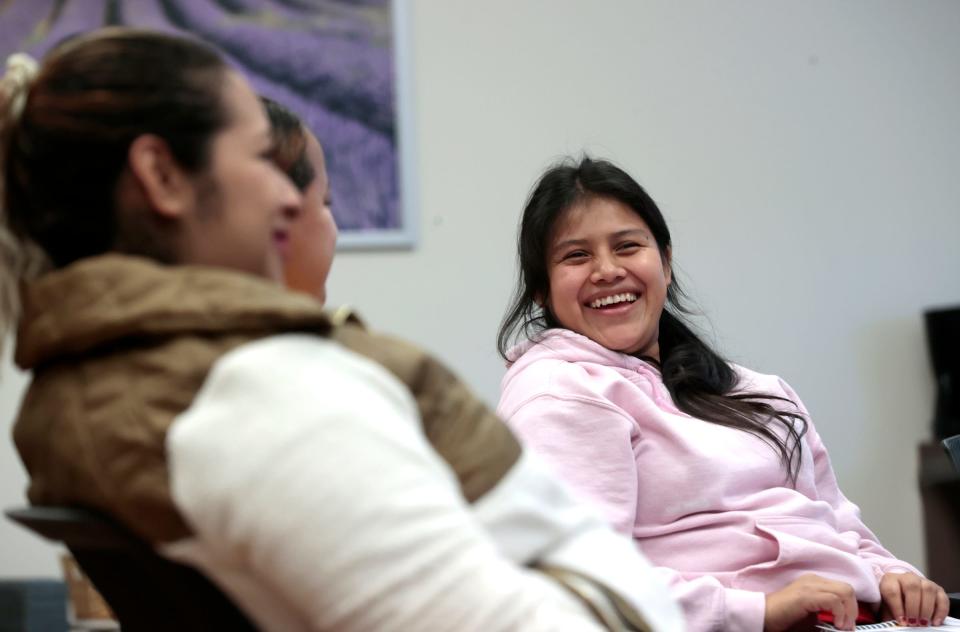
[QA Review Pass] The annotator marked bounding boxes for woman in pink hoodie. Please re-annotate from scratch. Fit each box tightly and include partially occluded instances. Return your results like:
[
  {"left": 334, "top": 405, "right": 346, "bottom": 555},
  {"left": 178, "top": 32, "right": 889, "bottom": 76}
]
[{"left": 496, "top": 156, "right": 948, "bottom": 632}]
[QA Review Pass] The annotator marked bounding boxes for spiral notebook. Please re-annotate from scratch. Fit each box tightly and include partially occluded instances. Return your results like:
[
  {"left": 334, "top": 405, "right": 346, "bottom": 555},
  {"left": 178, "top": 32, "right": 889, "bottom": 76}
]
[{"left": 817, "top": 617, "right": 960, "bottom": 631}]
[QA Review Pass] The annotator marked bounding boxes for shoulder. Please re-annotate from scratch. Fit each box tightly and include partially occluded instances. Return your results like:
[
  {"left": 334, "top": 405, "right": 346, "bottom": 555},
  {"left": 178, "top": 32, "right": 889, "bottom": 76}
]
[
  {"left": 499, "top": 330, "right": 654, "bottom": 422},
  {"left": 730, "top": 363, "right": 801, "bottom": 402},
  {"left": 165, "top": 333, "right": 434, "bottom": 533},
  {"left": 224, "top": 333, "right": 409, "bottom": 389},
  {"left": 179, "top": 333, "right": 420, "bottom": 440},
  {"left": 330, "top": 322, "right": 468, "bottom": 412}
]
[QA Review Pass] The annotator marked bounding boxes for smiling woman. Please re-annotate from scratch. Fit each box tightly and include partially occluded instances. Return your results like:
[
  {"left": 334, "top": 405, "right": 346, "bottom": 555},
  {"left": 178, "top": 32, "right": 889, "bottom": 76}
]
[
  {"left": 497, "top": 156, "right": 950, "bottom": 632},
  {"left": 261, "top": 97, "right": 338, "bottom": 303},
  {"left": 545, "top": 196, "right": 672, "bottom": 360}
]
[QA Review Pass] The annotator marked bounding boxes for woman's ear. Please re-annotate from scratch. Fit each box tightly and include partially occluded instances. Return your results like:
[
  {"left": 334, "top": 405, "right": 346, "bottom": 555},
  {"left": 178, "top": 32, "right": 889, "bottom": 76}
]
[{"left": 127, "top": 134, "right": 196, "bottom": 219}]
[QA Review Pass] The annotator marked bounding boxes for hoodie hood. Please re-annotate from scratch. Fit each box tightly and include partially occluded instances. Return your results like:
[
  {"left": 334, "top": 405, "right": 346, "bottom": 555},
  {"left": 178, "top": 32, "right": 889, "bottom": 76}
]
[
  {"left": 501, "top": 328, "right": 676, "bottom": 415},
  {"left": 505, "top": 328, "right": 661, "bottom": 375}
]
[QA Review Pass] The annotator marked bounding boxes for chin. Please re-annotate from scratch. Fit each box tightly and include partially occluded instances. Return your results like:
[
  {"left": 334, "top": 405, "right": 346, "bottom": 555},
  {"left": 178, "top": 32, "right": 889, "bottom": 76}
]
[
  {"left": 264, "top": 262, "right": 287, "bottom": 284},
  {"left": 601, "top": 334, "right": 640, "bottom": 352},
  {"left": 613, "top": 339, "right": 652, "bottom": 356}
]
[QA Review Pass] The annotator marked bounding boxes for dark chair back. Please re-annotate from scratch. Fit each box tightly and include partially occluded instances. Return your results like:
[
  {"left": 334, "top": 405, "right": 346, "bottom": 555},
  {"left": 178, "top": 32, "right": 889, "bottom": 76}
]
[
  {"left": 934, "top": 436, "right": 960, "bottom": 618},
  {"left": 944, "top": 434, "right": 960, "bottom": 473},
  {"left": 5, "top": 505, "right": 257, "bottom": 632}
]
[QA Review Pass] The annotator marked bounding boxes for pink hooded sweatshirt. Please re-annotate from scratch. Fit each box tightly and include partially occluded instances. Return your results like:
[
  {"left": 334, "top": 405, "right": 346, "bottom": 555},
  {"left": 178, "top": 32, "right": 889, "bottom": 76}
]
[{"left": 497, "top": 328, "right": 919, "bottom": 632}]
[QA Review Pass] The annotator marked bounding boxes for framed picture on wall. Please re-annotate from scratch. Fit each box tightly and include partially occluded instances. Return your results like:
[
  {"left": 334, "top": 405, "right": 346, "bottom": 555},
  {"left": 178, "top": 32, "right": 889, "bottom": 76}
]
[{"left": 0, "top": 0, "right": 418, "bottom": 250}]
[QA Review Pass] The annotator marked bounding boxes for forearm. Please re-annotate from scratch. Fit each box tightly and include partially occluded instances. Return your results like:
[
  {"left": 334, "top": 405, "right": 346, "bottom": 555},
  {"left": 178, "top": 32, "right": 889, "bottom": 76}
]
[
  {"left": 805, "top": 423, "right": 920, "bottom": 577},
  {"left": 774, "top": 378, "right": 922, "bottom": 579},
  {"left": 653, "top": 569, "right": 764, "bottom": 632}
]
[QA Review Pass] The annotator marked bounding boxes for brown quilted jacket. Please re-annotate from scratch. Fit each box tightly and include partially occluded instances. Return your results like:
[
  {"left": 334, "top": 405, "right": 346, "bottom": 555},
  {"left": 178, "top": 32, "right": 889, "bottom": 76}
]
[{"left": 13, "top": 254, "right": 520, "bottom": 543}]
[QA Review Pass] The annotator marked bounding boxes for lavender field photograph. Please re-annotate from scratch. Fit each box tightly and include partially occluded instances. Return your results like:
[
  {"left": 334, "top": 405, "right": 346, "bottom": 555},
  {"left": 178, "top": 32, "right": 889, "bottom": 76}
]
[{"left": 0, "top": 0, "right": 416, "bottom": 249}]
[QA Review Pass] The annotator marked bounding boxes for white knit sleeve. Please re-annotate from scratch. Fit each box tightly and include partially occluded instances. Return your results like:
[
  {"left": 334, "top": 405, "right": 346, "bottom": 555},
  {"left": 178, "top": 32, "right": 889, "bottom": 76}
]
[{"left": 165, "top": 334, "right": 607, "bottom": 632}]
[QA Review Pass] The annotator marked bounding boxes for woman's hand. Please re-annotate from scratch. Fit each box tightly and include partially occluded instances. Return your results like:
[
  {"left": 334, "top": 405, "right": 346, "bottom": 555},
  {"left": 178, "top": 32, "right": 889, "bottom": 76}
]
[
  {"left": 879, "top": 572, "right": 949, "bottom": 627},
  {"left": 764, "top": 574, "right": 858, "bottom": 631}
]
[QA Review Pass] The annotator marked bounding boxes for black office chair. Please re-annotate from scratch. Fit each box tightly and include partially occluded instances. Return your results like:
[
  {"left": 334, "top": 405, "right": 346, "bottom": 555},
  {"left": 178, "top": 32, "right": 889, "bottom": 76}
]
[
  {"left": 5, "top": 505, "right": 257, "bottom": 632},
  {"left": 943, "top": 435, "right": 960, "bottom": 619},
  {"left": 944, "top": 434, "right": 960, "bottom": 474}
]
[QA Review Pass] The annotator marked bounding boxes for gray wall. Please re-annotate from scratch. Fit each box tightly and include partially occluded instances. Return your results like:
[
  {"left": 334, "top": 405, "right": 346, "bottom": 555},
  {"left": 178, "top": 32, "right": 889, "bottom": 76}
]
[{"left": 3, "top": 0, "right": 959, "bottom": 577}]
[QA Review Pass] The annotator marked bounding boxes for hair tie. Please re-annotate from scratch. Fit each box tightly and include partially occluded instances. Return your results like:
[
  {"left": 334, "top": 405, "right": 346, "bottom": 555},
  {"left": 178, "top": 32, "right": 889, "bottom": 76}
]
[{"left": 1, "top": 52, "right": 39, "bottom": 122}]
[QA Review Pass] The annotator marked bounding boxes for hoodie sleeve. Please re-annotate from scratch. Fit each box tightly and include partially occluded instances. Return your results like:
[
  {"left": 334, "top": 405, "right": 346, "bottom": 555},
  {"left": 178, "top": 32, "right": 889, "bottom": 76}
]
[
  {"left": 652, "top": 569, "right": 766, "bottom": 632},
  {"left": 503, "top": 394, "right": 771, "bottom": 632},
  {"left": 776, "top": 378, "right": 921, "bottom": 579},
  {"left": 502, "top": 393, "right": 640, "bottom": 537}
]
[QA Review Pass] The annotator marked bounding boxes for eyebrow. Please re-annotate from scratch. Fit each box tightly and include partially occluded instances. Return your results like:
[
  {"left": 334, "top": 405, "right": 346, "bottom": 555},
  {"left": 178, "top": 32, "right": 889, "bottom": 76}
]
[{"left": 552, "top": 228, "right": 651, "bottom": 252}]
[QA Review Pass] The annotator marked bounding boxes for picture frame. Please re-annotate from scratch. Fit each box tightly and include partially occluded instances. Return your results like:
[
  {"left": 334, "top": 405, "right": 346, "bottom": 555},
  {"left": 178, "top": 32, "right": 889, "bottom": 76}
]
[{"left": 0, "top": 0, "right": 418, "bottom": 250}]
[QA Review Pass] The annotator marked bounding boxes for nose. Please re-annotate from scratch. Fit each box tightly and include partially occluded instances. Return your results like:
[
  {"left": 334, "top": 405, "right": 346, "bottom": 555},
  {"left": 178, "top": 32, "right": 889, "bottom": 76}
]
[
  {"left": 590, "top": 252, "right": 625, "bottom": 284},
  {"left": 279, "top": 178, "right": 303, "bottom": 223}
]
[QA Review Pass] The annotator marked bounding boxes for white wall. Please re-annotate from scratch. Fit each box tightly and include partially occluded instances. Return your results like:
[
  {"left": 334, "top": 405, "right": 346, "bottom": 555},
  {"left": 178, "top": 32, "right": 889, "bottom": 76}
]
[
  {"left": 3, "top": 0, "right": 959, "bottom": 577},
  {"left": 1, "top": 342, "right": 62, "bottom": 575}
]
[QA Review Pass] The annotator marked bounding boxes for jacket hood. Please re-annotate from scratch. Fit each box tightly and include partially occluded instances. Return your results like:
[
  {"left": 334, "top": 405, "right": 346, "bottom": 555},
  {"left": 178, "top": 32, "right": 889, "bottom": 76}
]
[
  {"left": 15, "top": 254, "right": 330, "bottom": 369},
  {"left": 504, "top": 328, "right": 660, "bottom": 377},
  {"left": 500, "top": 328, "right": 678, "bottom": 420}
]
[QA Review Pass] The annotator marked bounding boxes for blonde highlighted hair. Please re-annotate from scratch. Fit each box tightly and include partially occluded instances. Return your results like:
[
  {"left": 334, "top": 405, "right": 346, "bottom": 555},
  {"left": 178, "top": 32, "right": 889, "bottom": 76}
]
[{"left": 0, "top": 52, "right": 50, "bottom": 355}]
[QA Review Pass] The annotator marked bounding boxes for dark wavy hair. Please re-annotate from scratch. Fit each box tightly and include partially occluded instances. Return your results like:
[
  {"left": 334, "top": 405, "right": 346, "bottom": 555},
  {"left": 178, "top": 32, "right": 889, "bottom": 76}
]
[
  {"left": 498, "top": 156, "right": 808, "bottom": 483},
  {"left": 260, "top": 96, "right": 315, "bottom": 192}
]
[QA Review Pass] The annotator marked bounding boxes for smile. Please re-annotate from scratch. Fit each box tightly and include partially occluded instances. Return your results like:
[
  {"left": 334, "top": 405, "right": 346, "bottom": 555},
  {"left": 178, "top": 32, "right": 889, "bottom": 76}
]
[
  {"left": 272, "top": 228, "right": 290, "bottom": 256},
  {"left": 587, "top": 292, "right": 638, "bottom": 309}
]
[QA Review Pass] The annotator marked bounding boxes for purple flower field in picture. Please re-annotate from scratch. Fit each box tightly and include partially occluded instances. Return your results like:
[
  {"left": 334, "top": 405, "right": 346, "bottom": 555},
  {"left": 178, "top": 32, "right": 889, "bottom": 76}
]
[{"left": 0, "top": 0, "right": 411, "bottom": 247}]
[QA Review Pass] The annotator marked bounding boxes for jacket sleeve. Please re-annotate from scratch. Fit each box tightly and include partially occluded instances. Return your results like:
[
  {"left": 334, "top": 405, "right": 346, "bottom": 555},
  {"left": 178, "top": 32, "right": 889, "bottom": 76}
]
[
  {"left": 166, "top": 335, "right": 681, "bottom": 631},
  {"left": 777, "top": 378, "right": 921, "bottom": 579},
  {"left": 503, "top": 394, "right": 768, "bottom": 632},
  {"left": 502, "top": 394, "right": 640, "bottom": 536}
]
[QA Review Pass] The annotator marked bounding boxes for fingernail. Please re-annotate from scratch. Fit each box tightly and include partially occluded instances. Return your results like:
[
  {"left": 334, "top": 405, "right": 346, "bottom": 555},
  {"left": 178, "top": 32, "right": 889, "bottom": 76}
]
[
  {"left": 920, "top": 620, "right": 929, "bottom": 626},
  {"left": 908, "top": 618, "right": 917, "bottom": 625}
]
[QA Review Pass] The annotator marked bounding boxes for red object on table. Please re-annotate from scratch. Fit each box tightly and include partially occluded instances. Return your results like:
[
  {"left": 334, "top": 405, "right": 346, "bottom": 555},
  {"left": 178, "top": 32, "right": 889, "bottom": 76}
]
[{"left": 815, "top": 602, "right": 878, "bottom": 626}]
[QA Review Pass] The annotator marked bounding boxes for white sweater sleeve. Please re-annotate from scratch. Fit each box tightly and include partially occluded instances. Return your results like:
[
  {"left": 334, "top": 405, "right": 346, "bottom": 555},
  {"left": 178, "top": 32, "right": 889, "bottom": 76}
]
[{"left": 165, "top": 335, "right": 612, "bottom": 632}]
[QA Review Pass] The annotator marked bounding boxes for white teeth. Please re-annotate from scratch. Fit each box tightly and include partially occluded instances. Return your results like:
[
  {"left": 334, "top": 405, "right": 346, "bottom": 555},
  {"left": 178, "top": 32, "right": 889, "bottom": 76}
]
[{"left": 589, "top": 292, "right": 638, "bottom": 309}]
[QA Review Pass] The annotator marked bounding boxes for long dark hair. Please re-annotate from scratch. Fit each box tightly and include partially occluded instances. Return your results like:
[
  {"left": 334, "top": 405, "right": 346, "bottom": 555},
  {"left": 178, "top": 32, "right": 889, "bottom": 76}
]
[{"left": 498, "top": 156, "right": 808, "bottom": 483}]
